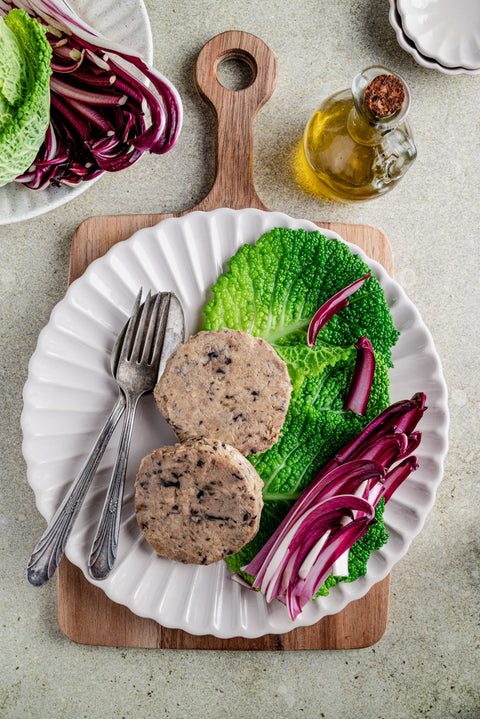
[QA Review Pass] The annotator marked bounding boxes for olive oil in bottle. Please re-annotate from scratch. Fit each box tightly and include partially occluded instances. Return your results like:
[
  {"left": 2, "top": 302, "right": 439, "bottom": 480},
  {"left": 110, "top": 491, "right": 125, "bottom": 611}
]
[{"left": 302, "top": 67, "right": 417, "bottom": 201}]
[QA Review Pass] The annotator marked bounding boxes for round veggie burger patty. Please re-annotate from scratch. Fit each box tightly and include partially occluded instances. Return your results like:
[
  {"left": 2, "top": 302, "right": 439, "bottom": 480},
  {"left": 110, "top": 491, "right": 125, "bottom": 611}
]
[
  {"left": 153, "top": 328, "right": 292, "bottom": 456},
  {"left": 135, "top": 437, "right": 264, "bottom": 565}
]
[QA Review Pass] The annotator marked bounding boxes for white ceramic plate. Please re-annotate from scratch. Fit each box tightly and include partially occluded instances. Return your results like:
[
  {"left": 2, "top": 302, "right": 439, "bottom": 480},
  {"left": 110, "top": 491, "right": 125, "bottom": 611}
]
[
  {"left": 22, "top": 208, "right": 449, "bottom": 638},
  {"left": 397, "top": 0, "right": 480, "bottom": 70},
  {"left": 389, "top": 0, "right": 480, "bottom": 75},
  {"left": 0, "top": 0, "right": 153, "bottom": 225}
]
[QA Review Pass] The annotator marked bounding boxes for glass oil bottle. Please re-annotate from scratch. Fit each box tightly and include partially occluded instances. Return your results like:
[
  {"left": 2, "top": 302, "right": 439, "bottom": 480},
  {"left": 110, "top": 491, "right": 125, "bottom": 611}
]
[{"left": 302, "top": 66, "right": 417, "bottom": 201}]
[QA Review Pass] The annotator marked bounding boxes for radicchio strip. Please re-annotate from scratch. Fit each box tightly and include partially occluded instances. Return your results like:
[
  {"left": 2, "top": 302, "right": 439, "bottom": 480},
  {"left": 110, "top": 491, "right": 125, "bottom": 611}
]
[
  {"left": 323, "top": 393, "right": 427, "bottom": 474},
  {"left": 307, "top": 273, "right": 371, "bottom": 347},
  {"left": 241, "top": 394, "right": 426, "bottom": 620},
  {"left": 381, "top": 456, "right": 419, "bottom": 504},
  {"left": 344, "top": 336, "right": 375, "bottom": 415}
]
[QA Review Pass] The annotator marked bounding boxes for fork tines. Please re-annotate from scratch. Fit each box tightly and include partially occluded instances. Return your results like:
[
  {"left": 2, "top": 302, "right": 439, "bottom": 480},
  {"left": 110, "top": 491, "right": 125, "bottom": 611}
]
[{"left": 124, "top": 289, "right": 172, "bottom": 365}]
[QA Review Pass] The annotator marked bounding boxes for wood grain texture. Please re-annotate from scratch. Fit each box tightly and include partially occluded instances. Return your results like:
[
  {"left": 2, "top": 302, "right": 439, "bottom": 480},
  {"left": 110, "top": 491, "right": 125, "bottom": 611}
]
[
  {"left": 194, "top": 31, "right": 278, "bottom": 211},
  {"left": 59, "top": 31, "right": 393, "bottom": 649},
  {"left": 69, "top": 216, "right": 392, "bottom": 284},
  {"left": 58, "top": 558, "right": 390, "bottom": 649}
]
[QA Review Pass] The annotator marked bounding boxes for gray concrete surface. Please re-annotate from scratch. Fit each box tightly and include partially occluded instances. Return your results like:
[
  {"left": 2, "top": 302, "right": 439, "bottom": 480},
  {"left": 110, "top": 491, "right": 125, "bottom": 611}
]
[{"left": 1, "top": 1, "right": 479, "bottom": 717}]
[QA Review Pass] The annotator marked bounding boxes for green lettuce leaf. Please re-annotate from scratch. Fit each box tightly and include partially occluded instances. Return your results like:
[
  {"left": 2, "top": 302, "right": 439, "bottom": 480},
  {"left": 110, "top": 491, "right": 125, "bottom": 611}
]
[
  {"left": 0, "top": 9, "right": 52, "bottom": 187},
  {"left": 203, "top": 227, "right": 399, "bottom": 362},
  {"left": 202, "top": 228, "right": 398, "bottom": 590},
  {"left": 225, "top": 348, "right": 391, "bottom": 582}
]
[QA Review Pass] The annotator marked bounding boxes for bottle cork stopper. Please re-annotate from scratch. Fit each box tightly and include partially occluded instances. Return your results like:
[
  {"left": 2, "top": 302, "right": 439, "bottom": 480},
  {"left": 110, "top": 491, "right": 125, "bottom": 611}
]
[{"left": 364, "top": 74, "right": 405, "bottom": 118}]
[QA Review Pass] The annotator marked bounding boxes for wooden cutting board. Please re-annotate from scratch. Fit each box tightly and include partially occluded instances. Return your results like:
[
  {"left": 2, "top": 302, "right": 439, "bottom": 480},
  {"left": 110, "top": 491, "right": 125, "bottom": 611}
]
[{"left": 58, "top": 31, "right": 393, "bottom": 649}]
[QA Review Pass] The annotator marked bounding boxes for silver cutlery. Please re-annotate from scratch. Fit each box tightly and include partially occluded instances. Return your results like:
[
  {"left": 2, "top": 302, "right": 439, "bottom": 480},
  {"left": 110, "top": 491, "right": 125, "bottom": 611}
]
[
  {"left": 27, "top": 289, "right": 185, "bottom": 586},
  {"left": 26, "top": 290, "right": 143, "bottom": 587},
  {"left": 88, "top": 290, "right": 182, "bottom": 580}
]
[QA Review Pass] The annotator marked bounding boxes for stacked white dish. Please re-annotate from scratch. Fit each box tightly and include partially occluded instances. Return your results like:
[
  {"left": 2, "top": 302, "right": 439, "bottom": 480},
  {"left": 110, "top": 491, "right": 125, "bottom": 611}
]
[{"left": 389, "top": 0, "right": 480, "bottom": 75}]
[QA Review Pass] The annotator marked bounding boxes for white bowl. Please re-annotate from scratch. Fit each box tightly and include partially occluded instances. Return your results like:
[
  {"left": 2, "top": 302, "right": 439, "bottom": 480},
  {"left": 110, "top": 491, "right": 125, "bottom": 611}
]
[
  {"left": 397, "top": 0, "right": 480, "bottom": 70},
  {"left": 389, "top": 0, "right": 480, "bottom": 75}
]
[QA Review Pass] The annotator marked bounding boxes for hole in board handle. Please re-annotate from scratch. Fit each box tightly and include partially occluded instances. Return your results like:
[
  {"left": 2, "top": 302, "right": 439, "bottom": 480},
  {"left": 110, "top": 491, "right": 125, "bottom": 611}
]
[{"left": 215, "top": 50, "right": 257, "bottom": 91}]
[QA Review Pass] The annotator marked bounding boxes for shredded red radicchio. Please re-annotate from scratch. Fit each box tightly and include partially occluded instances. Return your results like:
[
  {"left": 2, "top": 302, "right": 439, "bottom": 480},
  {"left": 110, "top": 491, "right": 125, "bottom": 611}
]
[
  {"left": 0, "top": 0, "right": 182, "bottom": 189},
  {"left": 242, "top": 393, "right": 427, "bottom": 620}
]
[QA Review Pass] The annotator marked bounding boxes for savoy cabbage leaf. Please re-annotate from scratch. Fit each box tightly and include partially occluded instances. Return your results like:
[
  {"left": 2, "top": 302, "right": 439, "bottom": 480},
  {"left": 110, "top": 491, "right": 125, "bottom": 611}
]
[
  {"left": 203, "top": 227, "right": 399, "bottom": 361},
  {"left": 202, "top": 228, "right": 398, "bottom": 590},
  {"left": 0, "top": 9, "right": 52, "bottom": 187}
]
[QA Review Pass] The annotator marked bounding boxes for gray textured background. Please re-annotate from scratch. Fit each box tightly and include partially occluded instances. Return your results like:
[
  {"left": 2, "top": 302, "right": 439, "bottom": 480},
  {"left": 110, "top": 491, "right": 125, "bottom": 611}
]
[{"left": 1, "top": 1, "right": 479, "bottom": 717}]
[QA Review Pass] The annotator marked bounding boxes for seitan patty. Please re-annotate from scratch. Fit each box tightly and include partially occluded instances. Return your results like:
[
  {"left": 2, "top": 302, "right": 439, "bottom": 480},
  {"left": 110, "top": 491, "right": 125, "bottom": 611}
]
[
  {"left": 153, "top": 328, "right": 292, "bottom": 456},
  {"left": 135, "top": 438, "right": 263, "bottom": 565}
]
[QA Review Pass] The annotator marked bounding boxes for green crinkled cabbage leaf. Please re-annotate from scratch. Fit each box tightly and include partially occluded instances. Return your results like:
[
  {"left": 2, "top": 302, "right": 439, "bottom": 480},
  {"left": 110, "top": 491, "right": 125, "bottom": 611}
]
[
  {"left": 0, "top": 9, "right": 52, "bottom": 187},
  {"left": 202, "top": 228, "right": 398, "bottom": 592},
  {"left": 203, "top": 227, "right": 399, "bottom": 362},
  {"left": 224, "top": 349, "right": 391, "bottom": 583}
]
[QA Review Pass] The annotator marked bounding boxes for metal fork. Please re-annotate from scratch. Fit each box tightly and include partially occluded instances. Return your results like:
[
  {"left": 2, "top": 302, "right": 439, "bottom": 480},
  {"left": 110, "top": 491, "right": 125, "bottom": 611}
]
[
  {"left": 26, "top": 290, "right": 142, "bottom": 587},
  {"left": 88, "top": 290, "right": 172, "bottom": 580}
]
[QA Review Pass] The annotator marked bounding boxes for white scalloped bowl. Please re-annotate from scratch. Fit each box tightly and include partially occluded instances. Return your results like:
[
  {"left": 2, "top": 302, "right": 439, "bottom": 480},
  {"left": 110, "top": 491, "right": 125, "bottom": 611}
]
[
  {"left": 397, "top": 0, "right": 480, "bottom": 70},
  {"left": 389, "top": 0, "right": 480, "bottom": 75},
  {"left": 0, "top": 0, "right": 153, "bottom": 225},
  {"left": 21, "top": 208, "right": 449, "bottom": 638}
]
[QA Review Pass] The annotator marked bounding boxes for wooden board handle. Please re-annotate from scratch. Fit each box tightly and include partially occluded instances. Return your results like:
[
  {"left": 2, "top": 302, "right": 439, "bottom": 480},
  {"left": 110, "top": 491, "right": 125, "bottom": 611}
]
[{"left": 194, "top": 30, "right": 278, "bottom": 211}]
